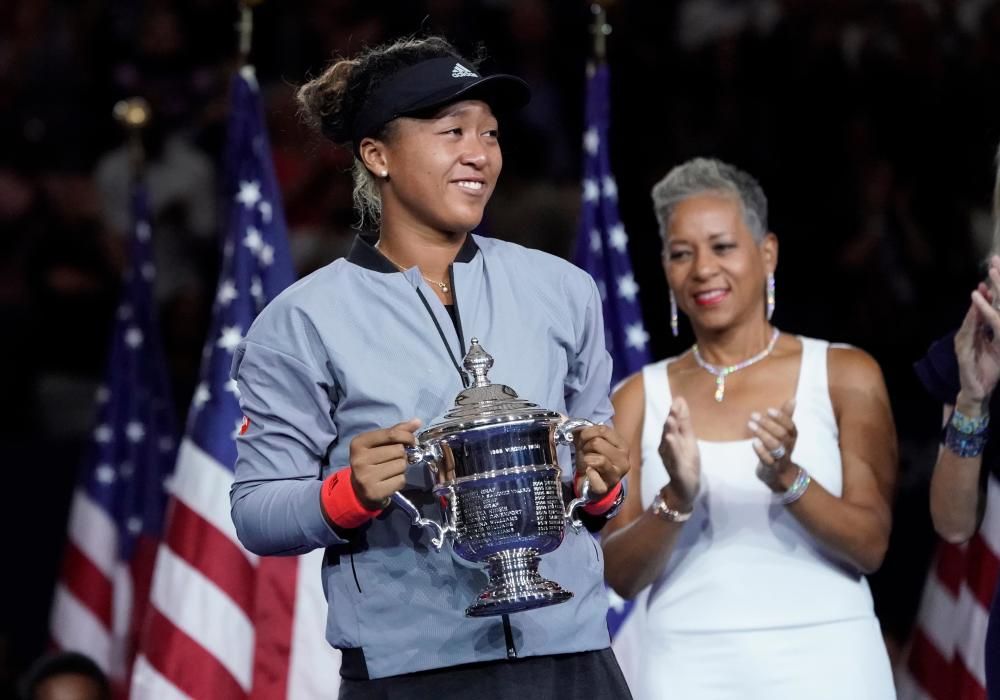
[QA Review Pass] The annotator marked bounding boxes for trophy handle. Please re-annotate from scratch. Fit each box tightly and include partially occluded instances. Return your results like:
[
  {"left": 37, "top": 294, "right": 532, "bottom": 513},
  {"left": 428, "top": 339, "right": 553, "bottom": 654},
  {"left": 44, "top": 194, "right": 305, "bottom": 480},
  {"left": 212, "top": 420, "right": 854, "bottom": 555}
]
[
  {"left": 554, "top": 417, "right": 595, "bottom": 445},
  {"left": 389, "top": 492, "right": 452, "bottom": 549},
  {"left": 391, "top": 443, "right": 452, "bottom": 549},
  {"left": 564, "top": 476, "right": 591, "bottom": 532},
  {"left": 555, "top": 417, "right": 596, "bottom": 532}
]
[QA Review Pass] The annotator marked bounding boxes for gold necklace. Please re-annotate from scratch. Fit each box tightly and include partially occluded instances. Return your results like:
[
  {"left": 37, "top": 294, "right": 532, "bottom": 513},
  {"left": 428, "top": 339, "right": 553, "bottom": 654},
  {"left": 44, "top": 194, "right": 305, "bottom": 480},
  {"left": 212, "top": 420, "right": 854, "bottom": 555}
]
[
  {"left": 692, "top": 328, "right": 780, "bottom": 402},
  {"left": 375, "top": 243, "right": 450, "bottom": 294}
]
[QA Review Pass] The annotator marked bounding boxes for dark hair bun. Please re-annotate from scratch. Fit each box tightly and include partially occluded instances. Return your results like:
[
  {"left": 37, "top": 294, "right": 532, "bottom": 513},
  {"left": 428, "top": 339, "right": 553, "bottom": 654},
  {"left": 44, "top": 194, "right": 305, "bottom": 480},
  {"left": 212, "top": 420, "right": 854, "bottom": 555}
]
[
  {"left": 296, "top": 59, "right": 359, "bottom": 144},
  {"left": 297, "top": 36, "right": 472, "bottom": 147}
]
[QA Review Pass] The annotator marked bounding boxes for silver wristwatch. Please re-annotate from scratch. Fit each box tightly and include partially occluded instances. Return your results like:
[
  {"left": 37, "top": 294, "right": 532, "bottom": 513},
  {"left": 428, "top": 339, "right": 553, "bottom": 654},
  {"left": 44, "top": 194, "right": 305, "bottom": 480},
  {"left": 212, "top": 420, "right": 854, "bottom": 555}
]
[{"left": 650, "top": 492, "right": 693, "bottom": 523}]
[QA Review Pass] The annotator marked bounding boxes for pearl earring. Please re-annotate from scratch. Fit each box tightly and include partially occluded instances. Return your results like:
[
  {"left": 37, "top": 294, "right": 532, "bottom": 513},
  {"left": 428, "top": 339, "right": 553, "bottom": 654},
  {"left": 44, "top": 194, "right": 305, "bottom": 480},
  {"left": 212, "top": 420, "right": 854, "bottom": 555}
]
[{"left": 380, "top": 170, "right": 388, "bottom": 178}]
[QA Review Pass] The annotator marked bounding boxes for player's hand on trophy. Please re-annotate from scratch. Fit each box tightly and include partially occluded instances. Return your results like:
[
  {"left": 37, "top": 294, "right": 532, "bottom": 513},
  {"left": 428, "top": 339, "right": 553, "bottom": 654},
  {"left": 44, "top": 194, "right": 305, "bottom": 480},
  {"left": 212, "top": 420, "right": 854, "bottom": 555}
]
[
  {"left": 349, "top": 418, "right": 421, "bottom": 510},
  {"left": 574, "top": 424, "right": 630, "bottom": 496}
]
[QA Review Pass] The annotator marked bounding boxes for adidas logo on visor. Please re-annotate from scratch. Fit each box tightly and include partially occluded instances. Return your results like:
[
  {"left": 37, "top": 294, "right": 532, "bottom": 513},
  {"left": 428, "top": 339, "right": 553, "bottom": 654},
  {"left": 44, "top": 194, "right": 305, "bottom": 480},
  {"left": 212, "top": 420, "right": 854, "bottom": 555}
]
[{"left": 451, "top": 63, "right": 478, "bottom": 78}]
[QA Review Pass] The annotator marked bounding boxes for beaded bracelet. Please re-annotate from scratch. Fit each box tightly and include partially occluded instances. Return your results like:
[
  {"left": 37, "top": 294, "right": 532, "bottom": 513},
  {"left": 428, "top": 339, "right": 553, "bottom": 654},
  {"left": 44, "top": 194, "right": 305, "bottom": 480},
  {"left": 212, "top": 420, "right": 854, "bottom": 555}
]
[
  {"left": 943, "top": 408, "right": 990, "bottom": 458},
  {"left": 777, "top": 466, "right": 811, "bottom": 505}
]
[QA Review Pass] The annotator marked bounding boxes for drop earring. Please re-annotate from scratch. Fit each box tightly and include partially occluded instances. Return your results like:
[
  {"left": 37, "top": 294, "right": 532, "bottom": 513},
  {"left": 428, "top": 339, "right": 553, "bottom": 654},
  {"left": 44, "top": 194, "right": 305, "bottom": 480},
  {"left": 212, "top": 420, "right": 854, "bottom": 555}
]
[
  {"left": 766, "top": 273, "right": 776, "bottom": 321},
  {"left": 670, "top": 289, "right": 679, "bottom": 337}
]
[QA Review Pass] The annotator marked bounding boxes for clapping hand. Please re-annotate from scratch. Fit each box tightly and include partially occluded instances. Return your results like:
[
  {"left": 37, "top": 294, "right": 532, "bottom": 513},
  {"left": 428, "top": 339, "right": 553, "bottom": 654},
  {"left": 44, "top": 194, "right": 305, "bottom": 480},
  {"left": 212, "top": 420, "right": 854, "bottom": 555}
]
[
  {"left": 955, "top": 255, "right": 1000, "bottom": 407},
  {"left": 658, "top": 397, "right": 701, "bottom": 508},
  {"left": 749, "top": 399, "right": 798, "bottom": 491}
]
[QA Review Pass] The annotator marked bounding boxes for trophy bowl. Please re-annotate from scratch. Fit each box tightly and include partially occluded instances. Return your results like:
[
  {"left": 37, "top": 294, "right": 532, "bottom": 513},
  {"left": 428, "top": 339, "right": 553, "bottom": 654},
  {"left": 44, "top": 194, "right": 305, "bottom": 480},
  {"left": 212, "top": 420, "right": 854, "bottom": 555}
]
[{"left": 391, "top": 338, "right": 594, "bottom": 617}]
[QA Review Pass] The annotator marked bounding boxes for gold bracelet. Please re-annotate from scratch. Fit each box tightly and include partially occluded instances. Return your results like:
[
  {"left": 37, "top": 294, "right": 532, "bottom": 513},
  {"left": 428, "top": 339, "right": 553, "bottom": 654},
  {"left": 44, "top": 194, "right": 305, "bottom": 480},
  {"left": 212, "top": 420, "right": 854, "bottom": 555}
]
[{"left": 650, "top": 492, "right": 693, "bottom": 523}]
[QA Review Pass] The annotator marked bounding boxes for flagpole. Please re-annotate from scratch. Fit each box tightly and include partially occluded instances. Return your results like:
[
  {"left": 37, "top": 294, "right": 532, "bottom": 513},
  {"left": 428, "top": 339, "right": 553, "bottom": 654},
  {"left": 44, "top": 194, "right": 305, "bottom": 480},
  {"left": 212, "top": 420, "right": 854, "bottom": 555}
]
[
  {"left": 237, "top": 0, "right": 265, "bottom": 67},
  {"left": 589, "top": 2, "right": 612, "bottom": 67},
  {"left": 113, "top": 97, "right": 150, "bottom": 181}
]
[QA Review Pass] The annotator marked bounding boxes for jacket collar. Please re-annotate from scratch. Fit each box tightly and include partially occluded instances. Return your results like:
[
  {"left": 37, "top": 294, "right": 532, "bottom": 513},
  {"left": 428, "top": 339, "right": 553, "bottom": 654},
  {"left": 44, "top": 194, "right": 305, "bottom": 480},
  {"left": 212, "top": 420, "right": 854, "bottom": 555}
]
[{"left": 347, "top": 233, "right": 480, "bottom": 273}]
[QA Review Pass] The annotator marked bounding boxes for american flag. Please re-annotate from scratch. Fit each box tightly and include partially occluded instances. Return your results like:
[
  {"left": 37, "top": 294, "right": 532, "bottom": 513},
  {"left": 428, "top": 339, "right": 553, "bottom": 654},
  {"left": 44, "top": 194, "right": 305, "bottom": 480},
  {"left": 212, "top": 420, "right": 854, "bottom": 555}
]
[
  {"left": 898, "top": 475, "right": 1000, "bottom": 699},
  {"left": 574, "top": 63, "right": 651, "bottom": 388},
  {"left": 50, "top": 182, "right": 179, "bottom": 693},
  {"left": 130, "top": 67, "right": 339, "bottom": 699},
  {"left": 573, "top": 60, "right": 651, "bottom": 691}
]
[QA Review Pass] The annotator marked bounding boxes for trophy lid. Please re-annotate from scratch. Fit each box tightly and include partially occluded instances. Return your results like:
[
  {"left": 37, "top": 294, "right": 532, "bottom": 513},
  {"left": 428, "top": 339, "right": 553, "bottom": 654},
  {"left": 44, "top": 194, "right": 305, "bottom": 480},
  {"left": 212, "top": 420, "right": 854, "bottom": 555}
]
[{"left": 418, "top": 338, "right": 561, "bottom": 441}]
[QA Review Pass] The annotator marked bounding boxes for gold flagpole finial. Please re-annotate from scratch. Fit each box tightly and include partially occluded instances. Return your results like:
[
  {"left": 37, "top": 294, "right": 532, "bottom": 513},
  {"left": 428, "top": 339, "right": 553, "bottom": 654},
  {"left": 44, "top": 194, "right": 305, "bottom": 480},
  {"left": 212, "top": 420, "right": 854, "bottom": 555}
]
[
  {"left": 113, "top": 98, "right": 151, "bottom": 178},
  {"left": 590, "top": 2, "right": 612, "bottom": 64},
  {"left": 237, "top": 0, "right": 265, "bottom": 66},
  {"left": 113, "top": 98, "right": 151, "bottom": 130}
]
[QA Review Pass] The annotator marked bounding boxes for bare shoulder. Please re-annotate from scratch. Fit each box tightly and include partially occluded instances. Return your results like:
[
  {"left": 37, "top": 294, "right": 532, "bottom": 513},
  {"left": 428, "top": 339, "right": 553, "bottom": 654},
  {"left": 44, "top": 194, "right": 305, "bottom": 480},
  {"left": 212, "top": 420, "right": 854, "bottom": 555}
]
[
  {"left": 612, "top": 370, "right": 645, "bottom": 406},
  {"left": 611, "top": 370, "right": 646, "bottom": 435},
  {"left": 827, "top": 345, "right": 886, "bottom": 388},
  {"left": 826, "top": 345, "right": 891, "bottom": 421}
]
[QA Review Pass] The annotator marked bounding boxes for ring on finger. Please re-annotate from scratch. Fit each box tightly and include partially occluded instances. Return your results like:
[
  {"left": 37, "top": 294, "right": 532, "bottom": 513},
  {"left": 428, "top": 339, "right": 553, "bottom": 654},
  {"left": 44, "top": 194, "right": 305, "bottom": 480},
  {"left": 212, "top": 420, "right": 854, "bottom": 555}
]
[{"left": 769, "top": 444, "right": 787, "bottom": 461}]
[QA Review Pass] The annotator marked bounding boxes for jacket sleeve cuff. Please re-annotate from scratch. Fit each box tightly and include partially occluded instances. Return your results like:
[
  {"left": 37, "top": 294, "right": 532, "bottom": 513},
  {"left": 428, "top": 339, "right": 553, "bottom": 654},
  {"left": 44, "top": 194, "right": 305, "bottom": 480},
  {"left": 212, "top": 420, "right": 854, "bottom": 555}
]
[{"left": 320, "top": 467, "right": 384, "bottom": 530}]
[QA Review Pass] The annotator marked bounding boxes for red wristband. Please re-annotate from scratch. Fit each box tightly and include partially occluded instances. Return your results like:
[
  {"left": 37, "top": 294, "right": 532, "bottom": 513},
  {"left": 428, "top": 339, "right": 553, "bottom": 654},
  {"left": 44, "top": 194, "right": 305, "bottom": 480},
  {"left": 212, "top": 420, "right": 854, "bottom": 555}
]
[
  {"left": 321, "top": 467, "right": 383, "bottom": 529},
  {"left": 578, "top": 479, "right": 623, "bottom": 515}
]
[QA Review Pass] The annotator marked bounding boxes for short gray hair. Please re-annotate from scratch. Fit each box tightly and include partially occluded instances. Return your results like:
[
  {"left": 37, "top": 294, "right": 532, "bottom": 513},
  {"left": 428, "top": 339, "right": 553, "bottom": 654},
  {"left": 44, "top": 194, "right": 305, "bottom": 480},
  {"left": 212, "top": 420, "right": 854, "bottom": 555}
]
[{"left": 651, "top": 157, "right": 768, "bottom": 241}]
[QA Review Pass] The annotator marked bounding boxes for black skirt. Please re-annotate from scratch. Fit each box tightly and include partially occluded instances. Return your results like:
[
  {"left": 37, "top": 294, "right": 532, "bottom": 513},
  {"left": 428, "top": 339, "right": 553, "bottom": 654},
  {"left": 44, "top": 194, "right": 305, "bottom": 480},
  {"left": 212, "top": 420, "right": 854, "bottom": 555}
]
[{"left": 338, "top": 649, "right": 632, "bottom": 700}]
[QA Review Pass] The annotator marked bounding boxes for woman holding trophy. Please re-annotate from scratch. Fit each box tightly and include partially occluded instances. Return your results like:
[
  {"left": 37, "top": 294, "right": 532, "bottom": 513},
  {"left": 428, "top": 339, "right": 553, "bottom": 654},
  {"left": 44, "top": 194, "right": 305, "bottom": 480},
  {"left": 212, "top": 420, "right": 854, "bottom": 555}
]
[
  {"left": 601, "top": 158, "right": 898, "bottom": 698},
  {"left": 229, "top": 36, "right": 632, "bottom": 699}
]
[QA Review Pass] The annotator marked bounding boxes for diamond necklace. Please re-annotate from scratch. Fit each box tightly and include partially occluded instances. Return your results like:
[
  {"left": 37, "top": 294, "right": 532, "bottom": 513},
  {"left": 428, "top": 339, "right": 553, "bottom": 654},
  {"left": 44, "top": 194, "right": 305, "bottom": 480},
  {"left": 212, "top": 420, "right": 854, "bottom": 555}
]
[
  {"left": 692, "top": 327, "right": 780, "bottom": 402},
  {"left": 375, "top": 242, "right": 450, "bottom": 294}
]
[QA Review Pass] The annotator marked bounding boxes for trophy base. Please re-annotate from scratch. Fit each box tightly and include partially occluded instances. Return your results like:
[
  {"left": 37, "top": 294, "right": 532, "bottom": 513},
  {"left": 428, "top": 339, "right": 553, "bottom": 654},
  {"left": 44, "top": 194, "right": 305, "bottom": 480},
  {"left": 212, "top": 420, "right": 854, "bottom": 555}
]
[{"left": 465, "top": 548, "right": 573, "bottom": 617}]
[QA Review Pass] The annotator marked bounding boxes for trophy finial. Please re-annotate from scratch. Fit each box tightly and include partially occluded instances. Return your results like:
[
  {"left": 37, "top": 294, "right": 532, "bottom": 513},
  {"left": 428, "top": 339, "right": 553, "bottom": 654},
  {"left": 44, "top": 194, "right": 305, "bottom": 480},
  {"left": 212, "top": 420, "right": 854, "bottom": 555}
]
[{"left": 463, "top": 338, "right": 494, "bottom": 388}]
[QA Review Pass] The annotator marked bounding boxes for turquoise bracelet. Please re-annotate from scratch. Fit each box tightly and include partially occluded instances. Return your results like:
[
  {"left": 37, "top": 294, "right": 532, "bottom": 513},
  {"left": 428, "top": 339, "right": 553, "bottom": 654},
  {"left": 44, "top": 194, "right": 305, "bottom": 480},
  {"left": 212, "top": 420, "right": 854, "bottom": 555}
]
[{"left": 943, "top": 408, "right": 990, "bottom": 458}]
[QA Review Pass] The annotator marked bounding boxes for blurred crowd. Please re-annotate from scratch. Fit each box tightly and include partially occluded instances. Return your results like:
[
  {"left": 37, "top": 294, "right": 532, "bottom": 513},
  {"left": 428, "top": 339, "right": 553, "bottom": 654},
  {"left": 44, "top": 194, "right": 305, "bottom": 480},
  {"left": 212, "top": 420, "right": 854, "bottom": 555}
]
[{"left": 3, "top": 0, "right": 1000, "bottom": 693}]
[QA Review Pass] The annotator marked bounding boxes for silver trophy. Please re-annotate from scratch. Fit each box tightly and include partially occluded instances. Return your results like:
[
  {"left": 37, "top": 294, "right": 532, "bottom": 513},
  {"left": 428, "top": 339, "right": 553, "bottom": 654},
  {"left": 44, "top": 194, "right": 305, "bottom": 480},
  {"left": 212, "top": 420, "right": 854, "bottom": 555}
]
[{"left": 391, "top": 339, "right": 595, "bottom": 617}]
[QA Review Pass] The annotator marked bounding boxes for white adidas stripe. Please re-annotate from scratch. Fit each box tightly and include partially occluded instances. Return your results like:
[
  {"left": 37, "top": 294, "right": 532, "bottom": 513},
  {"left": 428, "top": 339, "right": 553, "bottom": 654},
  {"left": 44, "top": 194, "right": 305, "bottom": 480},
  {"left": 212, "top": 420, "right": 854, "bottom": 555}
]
[
  {"left": 67, "top": 491, "right": 119, "bottom": 578},
  {"left": 131, "top": 654, "right": 192, "bottom": 700},
  {"left": 151, "top": 545, "right": 255, "bottom": 691},
  {"left": 451, "top": 63, "right": 478, "bottom": 78},
  {"left": 171, "top": 438, "right": 258, "bottom": 565}
]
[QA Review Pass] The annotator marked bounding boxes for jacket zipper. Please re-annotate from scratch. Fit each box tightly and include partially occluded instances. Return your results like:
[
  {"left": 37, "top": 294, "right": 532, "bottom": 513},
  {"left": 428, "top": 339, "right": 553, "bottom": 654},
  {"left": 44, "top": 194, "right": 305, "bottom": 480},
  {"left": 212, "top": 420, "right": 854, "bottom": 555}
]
[{"left": 502, "top": 614, "right": 517, "bottom": 658}]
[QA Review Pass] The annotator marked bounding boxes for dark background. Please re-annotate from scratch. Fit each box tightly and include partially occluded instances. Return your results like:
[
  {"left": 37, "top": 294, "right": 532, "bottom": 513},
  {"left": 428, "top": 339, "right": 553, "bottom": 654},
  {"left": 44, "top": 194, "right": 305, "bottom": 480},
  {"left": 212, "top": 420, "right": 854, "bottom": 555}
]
[{"left": 3, "top": 0, "right": 1000, "bottom": 693}]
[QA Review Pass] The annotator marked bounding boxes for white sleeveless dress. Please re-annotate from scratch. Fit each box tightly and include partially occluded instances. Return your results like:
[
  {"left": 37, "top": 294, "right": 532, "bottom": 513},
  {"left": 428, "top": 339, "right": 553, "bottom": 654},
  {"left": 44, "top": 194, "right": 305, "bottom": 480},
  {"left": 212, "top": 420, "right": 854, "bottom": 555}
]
[{"left": 634, "top": 336, "right": 896, "bottom": 700}]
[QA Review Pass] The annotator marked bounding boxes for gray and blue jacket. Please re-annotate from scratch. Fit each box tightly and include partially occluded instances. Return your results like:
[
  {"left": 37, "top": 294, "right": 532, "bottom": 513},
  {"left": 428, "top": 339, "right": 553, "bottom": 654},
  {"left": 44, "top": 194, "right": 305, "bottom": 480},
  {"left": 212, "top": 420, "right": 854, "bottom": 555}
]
[{"left": 230, "top": 233, "right": 614, "bottom": 679}]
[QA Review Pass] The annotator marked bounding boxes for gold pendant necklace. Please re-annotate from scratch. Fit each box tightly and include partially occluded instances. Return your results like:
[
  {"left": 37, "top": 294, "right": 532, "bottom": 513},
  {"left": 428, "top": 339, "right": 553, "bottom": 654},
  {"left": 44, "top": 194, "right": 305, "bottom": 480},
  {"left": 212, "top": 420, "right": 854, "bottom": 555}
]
[
  {"left": 692, "top": 328, "right": 780, "bottom": 402},
  {"left": 375, "top": 243, "right": 450, "bottom": 294}
]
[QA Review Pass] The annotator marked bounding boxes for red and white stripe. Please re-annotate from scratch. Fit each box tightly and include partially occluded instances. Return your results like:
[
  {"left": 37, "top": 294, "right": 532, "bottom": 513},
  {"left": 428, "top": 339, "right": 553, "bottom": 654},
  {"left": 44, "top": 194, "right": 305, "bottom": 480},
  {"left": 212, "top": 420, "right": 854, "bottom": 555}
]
[
  {"left": 899, "top": 475, "right": 1000, "bottom": 700},
  {"left": 131, "top": 438, "right": 340, "bottom": 699},
  {"left": 51, "top": 490, "right": 161, "bottom": 693}
]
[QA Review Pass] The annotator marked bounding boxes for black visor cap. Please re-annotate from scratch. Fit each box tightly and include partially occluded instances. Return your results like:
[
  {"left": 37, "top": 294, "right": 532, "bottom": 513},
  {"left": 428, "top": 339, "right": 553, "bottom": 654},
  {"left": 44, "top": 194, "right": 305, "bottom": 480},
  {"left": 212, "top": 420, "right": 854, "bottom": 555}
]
[{"left": 350, "top": 57, "right": 531, "bottom": 150}]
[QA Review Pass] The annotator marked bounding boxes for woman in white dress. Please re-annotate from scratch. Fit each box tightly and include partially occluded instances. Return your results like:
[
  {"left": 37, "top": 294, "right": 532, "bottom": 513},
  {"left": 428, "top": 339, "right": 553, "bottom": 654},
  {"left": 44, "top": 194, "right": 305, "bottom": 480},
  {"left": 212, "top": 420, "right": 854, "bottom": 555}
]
[{"left": 602, "top": 158, "right": 898, "bottom": 699}]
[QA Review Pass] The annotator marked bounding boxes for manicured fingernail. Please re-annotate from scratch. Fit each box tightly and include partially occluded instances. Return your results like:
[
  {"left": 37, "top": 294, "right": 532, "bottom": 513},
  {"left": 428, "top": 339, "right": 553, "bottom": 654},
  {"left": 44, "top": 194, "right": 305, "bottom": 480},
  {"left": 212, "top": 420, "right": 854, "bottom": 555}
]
[
  {"left": 750, "top": 412, "right": 761, "bottom": 421},
  {"left": 748, "top": 420, "right": 759, "bottom": 431},
  {"left": 752, "top": 438, "right": 763, "bottom": 449},
  {"left": 767, "top": 408, "right": 780, "bottom": 418}
]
